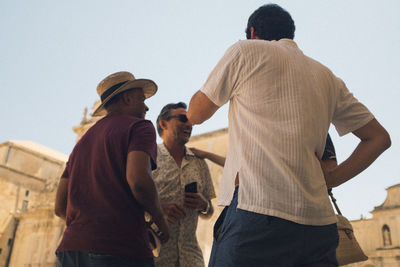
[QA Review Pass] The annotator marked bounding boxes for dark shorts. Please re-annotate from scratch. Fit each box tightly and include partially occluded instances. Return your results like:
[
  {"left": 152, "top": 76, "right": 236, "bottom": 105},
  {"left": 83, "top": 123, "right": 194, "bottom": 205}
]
[
  {"left": 56, "top": 251, "right": 154, "bottom": 267},
  {"left": 209, "top": 188, "right": 339, "bottom": 267}
]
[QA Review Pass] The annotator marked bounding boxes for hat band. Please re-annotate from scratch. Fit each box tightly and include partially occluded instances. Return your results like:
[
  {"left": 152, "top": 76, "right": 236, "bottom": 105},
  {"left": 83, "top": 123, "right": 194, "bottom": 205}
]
[{"left": 101, "top": 81, "right": 129, "bottom": 102}]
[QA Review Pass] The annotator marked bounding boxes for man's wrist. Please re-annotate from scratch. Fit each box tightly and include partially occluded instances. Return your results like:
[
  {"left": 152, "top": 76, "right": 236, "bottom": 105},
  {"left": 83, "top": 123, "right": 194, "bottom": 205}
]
[{"left": 200, "top": 200, "right": 211, "bottom": 215}]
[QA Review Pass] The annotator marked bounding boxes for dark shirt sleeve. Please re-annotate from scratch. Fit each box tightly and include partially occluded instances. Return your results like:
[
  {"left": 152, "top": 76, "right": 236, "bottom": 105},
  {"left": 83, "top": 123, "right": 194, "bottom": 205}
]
[
  {"left": 61, "top": 161, "right": 69, "bottom": 179},
  {"left": 322, "top": 133, "right": 337, "bottom": 161},
  {"left": 128, "top": 120, "right": 158, "bottom": 170}
]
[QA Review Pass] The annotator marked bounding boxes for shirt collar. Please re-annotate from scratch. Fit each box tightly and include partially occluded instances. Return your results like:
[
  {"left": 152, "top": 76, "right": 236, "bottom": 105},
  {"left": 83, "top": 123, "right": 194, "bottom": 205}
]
[
  {"left": 159, "top": 143, "right": 169, "bottom": 156},
  {"left": 159, "top": 143, "right": 195, "bottom": 158},
  {"left": 185, "top": 146, "right": 195, "bottom": 157},
  {"left": 279, "top": 38, "right": 299, "bottom": 48}
]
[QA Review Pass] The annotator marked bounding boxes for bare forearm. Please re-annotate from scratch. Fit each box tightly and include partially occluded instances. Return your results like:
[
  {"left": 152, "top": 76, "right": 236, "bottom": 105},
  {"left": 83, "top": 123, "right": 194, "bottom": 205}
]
[
  {"left": 204, "top": 151, "right": 225, "bottom": 167},
  {"left": 126, "top": 151, "right": 169, "bottom": 240},
  {"left": 131, "top": 177, "right": 170, "bottom": 243},
  {"left": 190, "top": 147, "right": 226, "bottom": 167},
  {"left": 327, "top": 125, "right": 390, "bottom": 188},
  {"left": 187, "top": 90, "right": 219, "bottom": 125},
  {"left": 130, "top": 176, "right": 164, "bottom": 221}
]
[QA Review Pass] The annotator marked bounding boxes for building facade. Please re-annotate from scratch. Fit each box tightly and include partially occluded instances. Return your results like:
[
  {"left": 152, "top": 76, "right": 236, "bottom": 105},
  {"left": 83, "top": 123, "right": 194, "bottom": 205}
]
[
  {"left": 0, "top": 141, "right": 66, "bottom": 267},
  {"left": 348, "top": 184, "right": 400, "bottom": 267}
]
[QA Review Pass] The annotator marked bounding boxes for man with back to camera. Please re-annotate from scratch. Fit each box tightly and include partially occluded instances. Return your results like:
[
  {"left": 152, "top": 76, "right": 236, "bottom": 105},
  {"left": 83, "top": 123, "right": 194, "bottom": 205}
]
[
  {"left": 152, "top": 102, "right": 216, "bottom": 267},
  {"left": 187, "top": 4, "right": 391, "bottom": 267},
  {"left": 54, "top": 71, "right": 169, "bottom": 267}
]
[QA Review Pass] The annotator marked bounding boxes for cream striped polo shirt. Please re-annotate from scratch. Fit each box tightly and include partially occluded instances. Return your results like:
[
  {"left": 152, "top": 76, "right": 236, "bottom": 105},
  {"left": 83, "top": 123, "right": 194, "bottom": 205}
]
[{"left": 200, "top": 39, "right": 374, "bottom": 225}]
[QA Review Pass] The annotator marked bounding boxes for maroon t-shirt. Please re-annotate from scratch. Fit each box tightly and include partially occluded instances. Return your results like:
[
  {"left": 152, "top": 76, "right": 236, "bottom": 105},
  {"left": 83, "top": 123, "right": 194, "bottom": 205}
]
[{"left": 56, "top": 114, "right": 157, "bottom": 258}]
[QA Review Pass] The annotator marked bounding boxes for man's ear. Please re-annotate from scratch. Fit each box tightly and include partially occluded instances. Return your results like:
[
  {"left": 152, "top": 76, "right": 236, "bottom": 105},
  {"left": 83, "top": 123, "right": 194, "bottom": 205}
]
[
  {"left": 159, "top": 119, "right": 168, "bottom": 131},
  {"left": 250, "top": 27, "right": 259, "bottom": 40},
  {"left": 122, "top": 91, "right": 133, "bottom": 104}
]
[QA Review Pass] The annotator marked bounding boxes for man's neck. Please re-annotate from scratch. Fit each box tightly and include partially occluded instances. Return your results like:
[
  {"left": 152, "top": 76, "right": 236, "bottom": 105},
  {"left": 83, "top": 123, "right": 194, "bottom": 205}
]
[
  {"left": 163, "top": 139, "right": 186, "bottom": 167},
  {"left": 106, "top": 111, "right": 123, "bottom": 117}
]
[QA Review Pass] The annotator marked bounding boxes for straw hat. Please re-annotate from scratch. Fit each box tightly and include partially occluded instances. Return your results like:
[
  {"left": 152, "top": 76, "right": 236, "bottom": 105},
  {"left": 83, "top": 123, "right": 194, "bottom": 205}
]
[{"left": 93, "top": 71, "right": 157, "bottom": 116}]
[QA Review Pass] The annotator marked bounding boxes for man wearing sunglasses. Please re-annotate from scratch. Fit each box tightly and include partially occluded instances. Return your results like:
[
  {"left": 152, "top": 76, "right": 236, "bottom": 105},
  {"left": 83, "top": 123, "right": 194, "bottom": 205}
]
[{"left": 152, "top": 102, "right": 216, "bottom": 267}]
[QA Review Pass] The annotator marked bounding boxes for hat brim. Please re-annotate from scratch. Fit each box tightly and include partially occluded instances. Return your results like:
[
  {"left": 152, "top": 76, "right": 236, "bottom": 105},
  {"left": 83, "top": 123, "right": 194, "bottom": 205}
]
[{"left": 92, "top": 79, "right": 157, "bottom": 117}]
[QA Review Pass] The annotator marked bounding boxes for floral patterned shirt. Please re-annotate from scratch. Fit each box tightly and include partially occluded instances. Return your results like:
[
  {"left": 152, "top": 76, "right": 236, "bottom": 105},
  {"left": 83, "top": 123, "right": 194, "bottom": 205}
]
[{"left": 153, "top": 143, "right": 216, "bottom": 267}]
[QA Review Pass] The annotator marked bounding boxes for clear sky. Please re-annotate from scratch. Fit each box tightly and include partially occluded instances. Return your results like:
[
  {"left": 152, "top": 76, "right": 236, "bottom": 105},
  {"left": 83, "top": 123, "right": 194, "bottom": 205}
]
[{"left": 1, "top": 0, "right": 399, "bottom": 220}]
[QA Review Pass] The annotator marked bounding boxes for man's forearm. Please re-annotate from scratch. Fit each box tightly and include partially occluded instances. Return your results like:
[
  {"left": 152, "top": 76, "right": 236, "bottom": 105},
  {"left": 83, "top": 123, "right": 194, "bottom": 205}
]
[
  {"left": 327, "top": 119, "right": 391, "bottom": 188},
  {"left": 187, "top": 90, "right": 219, "bottom": 124},
  {"left": 328, "top": 138, "right": 389, "bottom": 187},
  {"left": 126, "top": 151, "right": 169, "bottom": 242},
  {"left": 130, "top": 176, "right": 164, "bottom": 221},
  {"left": 204, "top": 151, "right": 226, "bottom": 167},
  {"left": 130, "top": 175, "right": 170, "bottom": 243}
]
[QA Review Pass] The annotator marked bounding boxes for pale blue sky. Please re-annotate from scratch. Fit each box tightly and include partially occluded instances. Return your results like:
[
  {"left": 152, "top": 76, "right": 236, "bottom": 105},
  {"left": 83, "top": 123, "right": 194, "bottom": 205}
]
[{"left": 1, "top": 0, "right": 399, "bottom": 220}]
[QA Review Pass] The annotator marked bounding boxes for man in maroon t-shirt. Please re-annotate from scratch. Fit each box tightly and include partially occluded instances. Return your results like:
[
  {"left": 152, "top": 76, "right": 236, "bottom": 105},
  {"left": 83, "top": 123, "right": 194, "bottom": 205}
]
[{"left": 55, "top": 71, "right": 169, "bottom": 267}]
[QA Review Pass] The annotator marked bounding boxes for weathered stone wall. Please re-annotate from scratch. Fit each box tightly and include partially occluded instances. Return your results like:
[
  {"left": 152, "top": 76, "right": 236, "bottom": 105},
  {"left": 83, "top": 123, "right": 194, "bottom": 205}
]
[
  {"left": 345, "top": 185, "right": 400, "bottom": 267},
  {"left": 8, "top": 208, "right": 64, "bottom": 267},
  {"left": 0, "top": 141, "right": 66, "bottom": 267},
  {"left": 0, "top": 215, "right": 16, "bottom": 267},
  {"left": 187, "top": 128, "right": 228, "bottom": 265}
]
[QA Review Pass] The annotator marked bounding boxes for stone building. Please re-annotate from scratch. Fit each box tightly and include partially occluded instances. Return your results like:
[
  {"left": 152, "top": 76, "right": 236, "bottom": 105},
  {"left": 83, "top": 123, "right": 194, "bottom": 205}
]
[
  {"left": 347, "top": 184, "right": 400, "bottom": 267},
  {"left": 0, "top": 104, "right": 398, "bottom": 266},
  {"left": 186, "top": 129, "right": 228, "bottom": 264},
  {"left": 0, "top": 141, "right": 67, "bottom": 267}
]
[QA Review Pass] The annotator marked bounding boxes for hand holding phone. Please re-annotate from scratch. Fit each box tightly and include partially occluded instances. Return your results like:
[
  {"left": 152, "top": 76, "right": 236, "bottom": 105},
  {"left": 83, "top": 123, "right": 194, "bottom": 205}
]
[{"left": 184, "top": 182, "right": 197, "bottom": 193}]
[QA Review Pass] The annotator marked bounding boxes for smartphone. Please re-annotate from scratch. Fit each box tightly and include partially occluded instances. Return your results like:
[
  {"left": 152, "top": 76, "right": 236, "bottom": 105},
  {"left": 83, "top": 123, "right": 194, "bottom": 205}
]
[{"left": 184, "top": 182, "right": 197, "bottom": 193}]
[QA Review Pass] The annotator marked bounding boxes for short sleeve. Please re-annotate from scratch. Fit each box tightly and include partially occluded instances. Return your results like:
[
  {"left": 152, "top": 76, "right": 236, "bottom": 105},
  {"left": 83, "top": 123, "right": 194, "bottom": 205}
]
[
  {"left": 61, "top": 164, "right": 69, "bottom": 179},
  {"left": 128, "top": 120, "right": 158, "bottom": 170},
  {"left": 199, "top": 159, "right": 216, "bottom": 200},
  {"left": 332, "top": 78, "right": 374, "bottom": 136},
  {"left": 61, "top": 148, "right": 77, "bottom": 179},
  {"left": 200, "top": 42, "right": 242, "bottom": 107},
  {"left": 322, "top": 134, "right": 337, "bottom": 161}
]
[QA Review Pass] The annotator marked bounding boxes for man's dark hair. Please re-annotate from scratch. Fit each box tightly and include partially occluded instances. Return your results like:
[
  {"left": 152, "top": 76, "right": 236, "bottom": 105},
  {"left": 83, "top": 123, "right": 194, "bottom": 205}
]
[
  {"left": 245, "top": 4, "right": 295, "bottom": 41},
  {"left": 156, "top": 102, "right": 187, "bottom": 137}
]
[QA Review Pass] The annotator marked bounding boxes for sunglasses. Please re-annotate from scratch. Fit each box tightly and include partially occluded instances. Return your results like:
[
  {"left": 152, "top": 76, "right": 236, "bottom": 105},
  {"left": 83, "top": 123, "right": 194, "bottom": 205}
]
[{"left": 167, "top": 114, "right": 188, "bottom": 123}]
